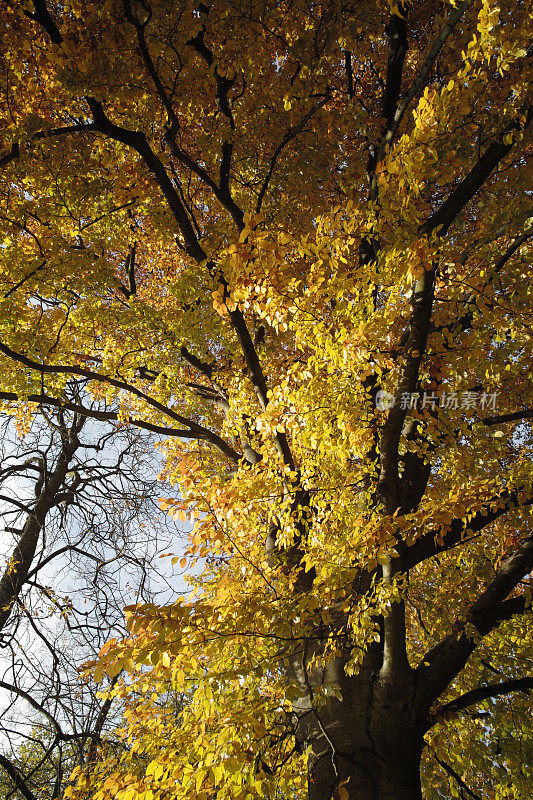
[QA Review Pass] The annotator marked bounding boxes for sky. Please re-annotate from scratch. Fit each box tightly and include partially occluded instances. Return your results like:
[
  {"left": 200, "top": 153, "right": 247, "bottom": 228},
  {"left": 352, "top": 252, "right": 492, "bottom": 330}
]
[{"left": 0, "top": 410, "right": 193, "bottom": 753}]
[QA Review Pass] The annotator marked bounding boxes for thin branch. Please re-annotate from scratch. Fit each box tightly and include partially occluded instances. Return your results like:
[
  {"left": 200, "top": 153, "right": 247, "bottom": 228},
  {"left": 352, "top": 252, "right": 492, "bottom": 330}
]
[
  {"left": 0, "top": 125, "right": 95, "bottom": 174},
  {"left": 482, "top": 410, "right": 533, "bottom": 425},
  {"left": 0, "top": 753, "right": 38, "bottom": 800},
  {"left": 0, "top": 494, "right": 32, "bottom": 514},
  {"left": 256, "top": 93, "right": 330, "bottom": 212},
  {"left": 0, "top": 389, "right": 201, "bottom": 437},
  {"left": 434, "top": 756, "right": 482, "bottom": 800},
  {"left": 0, "top": 680, "right": 63, "bottom": 737},
  {"left": 3, "top": 262, "right": 47, "bottom": 299},
  {"left": 0, "top": 340, "right": 240, "bottom": 461},
  {"left": 122, "top": 0, "right": 180, "bottom": 133},
  {"left": 448, "top": 230, "right": 532, "bottom": 335}
]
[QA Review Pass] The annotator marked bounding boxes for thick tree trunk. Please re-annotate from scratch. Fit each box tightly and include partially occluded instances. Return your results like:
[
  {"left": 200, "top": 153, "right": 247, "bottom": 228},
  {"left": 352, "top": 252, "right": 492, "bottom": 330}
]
[
  {"left": 290, "top": 644, "right": 425, "bottom": 800},
  {"left": 304, "top": 699, "right": 424, "bottom": 800}
]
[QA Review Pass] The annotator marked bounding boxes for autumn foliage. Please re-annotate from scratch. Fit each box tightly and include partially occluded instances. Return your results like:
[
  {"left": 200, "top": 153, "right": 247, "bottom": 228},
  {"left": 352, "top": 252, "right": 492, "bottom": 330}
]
[{"left": 1, "top": 1, "right": 532, "bottom": 799}]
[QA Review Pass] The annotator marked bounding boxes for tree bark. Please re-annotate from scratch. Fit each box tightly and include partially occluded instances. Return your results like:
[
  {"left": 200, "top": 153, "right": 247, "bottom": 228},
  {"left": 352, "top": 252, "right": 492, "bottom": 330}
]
[
  {"left": 290, "top": 641, "right": 425, "bottom": 800},
  {"left": 0, "top": 418, "right": 81, "bottom": 630}
]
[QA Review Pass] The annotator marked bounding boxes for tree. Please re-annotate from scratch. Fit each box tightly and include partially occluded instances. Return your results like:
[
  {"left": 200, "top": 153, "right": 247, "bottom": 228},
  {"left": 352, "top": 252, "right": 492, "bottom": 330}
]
[
  {"left": 0, "top": 726, "right": 79, "bottom": 800},
  {"left": 0, "top": 1, "right": 532, "bottom": 799},
  {"left": 0, "top": 396, "right": 176, "bottom": 799}
]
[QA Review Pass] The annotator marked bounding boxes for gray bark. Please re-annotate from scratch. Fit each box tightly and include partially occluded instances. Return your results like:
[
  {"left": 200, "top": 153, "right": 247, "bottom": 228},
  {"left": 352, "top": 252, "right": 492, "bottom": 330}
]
[{"left": 290, "top": 636, "right": 425, "bottom": 800}]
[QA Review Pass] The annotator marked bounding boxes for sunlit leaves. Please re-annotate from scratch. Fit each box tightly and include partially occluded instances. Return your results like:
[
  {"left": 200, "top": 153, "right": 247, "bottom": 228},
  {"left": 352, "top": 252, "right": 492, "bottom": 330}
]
[{"left": 1, "top": 0, "right": 532, "bottom": 798}]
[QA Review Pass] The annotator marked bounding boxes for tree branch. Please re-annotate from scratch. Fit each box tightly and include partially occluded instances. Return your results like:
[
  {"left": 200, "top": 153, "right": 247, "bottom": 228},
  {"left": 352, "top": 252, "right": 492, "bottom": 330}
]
[
  {"left": 0, "top": 389, "right": 199, "bottom": 437},
  {"left": 0, "top": 340, "right": 241, "bottom": 462},
  {"left": 434, "top": 757, "right": 482, "bottom": 800},
  {"left": 122, "top": 0, "right": 179, "bottom": 132},
  {"left": 83, "top": 101, "right": 289, "bottom": 465},
  {"left": 0, "top": 753, "right": 38, "bottom": 800},
  {"left": 87, "top": 97, "right": 205, "bottom": 261},
  {"left": 419, "top": 107, "right": 532, "bottom": 237},
  {"left": 182, "top": 18, "right": 245, "bottom": 229},
  {"left": 390, "top": 0, "right": 473, "bottom": 141},
  {"left": 378, "top": 267, "right": 436, "bottom": 513},
  {"left": 415, "top": 533, "right": 533, "bottom": 711},
  {"left": 0, "top": 680, "right": 63, "bottom": 737},
  {"left": 0, "top": 143, "right": 20, "bottom": 171},
  {"left": 1, "top": 125, "right": 94, "bottom": 173},
  {"left": 369, "top": 0, "right": 473, "bottom": 197},
  {"left": 23, "top": 0, "right": 63, "bottom": 44},
  {"left": 442, "top": 230, "right": 532, "bottom": 337},
  {"left": 432, "top": 676, "right": 533, "bottom": 722},
  {"left": 403, "top": 487, "right": 533, "bottom": 570},
  {"left": 482, "top": 410, "right": 533, "bottom": 426},
  {"left": 0, "top": 422, "right": 80, "bottom": 630},
  {"left": 86, "top": 676, "right": 119, "bottom": 763},
  {"left": 256, "top": 93, "right": 330, "bottom": 212},
  {"left": 383, "top": 5, "right": 408, "bottom": 129}
]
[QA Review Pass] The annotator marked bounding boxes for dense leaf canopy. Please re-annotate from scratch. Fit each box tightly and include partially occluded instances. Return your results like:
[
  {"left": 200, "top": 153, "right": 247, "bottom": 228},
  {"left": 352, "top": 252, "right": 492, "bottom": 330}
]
[{"left": 0, "top": 1, "right": 532, "bottom": 799}]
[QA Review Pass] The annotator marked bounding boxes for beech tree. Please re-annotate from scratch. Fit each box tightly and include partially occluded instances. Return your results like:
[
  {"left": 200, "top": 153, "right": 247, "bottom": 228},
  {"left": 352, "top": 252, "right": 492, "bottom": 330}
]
[{"left": 1, "top": 1, "right": 532, "bottom": 799}]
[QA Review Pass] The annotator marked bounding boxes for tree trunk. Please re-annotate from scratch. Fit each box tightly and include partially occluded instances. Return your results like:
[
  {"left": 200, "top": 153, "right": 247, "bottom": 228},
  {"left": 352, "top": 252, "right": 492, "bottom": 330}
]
[{"left": 290, "top": 643, "right": 425, "bottom": 800}]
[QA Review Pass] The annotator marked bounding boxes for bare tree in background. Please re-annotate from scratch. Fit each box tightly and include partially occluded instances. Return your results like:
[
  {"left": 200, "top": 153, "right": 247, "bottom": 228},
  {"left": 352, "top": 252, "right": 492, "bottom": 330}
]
[{"left": 0, "top": 383, "right": 179, "bottom": 800}]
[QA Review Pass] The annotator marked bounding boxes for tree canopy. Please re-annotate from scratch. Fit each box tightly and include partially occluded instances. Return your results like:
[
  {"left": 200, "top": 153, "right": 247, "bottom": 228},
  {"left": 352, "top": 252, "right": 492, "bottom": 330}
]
[{"left": 0, "top": 1, "right": 532, "bottom": 799}]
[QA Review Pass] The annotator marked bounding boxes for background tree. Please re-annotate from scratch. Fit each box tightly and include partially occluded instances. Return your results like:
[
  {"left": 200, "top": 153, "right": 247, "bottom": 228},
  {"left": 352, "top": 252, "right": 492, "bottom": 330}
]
[
  {"left": 0, "top": 1, "right": 532, "bottom": 799},
  {"left": 0, "top": 391, "right": 177, "bottom": 800},
  {"left": 0, "top": 726, "right": 79, "bottom": 800}
]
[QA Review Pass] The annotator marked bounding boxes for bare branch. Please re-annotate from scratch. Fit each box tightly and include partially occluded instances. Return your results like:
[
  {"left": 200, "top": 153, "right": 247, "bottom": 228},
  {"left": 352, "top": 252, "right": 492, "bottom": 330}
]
[
  {"left": 0, "top": 680, "right": 63, "bottom": 737},
  {"left": 0, "top": 422, "right": 80, "bottom": 629},
  {"left": 434, "top": 757, "right": 481, "bottom": 800}
]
